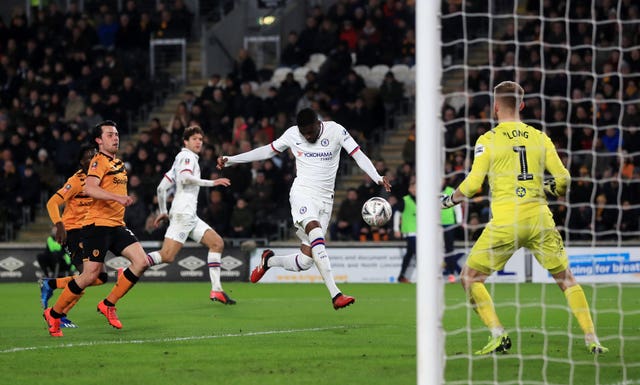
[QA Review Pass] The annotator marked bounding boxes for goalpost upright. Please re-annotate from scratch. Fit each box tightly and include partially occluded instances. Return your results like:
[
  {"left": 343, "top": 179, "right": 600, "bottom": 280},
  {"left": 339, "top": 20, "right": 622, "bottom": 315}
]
[{"left": 416, "top": 1, "right": 444, "bottom": 384}]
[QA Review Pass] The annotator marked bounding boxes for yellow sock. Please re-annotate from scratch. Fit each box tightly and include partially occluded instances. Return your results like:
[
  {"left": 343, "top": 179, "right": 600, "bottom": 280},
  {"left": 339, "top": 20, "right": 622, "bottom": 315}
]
[
  {"left": 564, "top": 285, "right": 595, "bottom": 335},
  {"left": 469, "top": 282, "right": 502, "bottom": 330}
]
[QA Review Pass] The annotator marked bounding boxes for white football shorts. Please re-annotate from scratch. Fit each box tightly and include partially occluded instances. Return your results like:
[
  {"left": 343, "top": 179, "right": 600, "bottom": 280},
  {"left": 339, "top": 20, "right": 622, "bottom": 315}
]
[
  {"left": 290, "top": 193, "right": 333, "bottom": 245},
  {"left": 164, "top": 213, "right": 211, "bottom": 244}
]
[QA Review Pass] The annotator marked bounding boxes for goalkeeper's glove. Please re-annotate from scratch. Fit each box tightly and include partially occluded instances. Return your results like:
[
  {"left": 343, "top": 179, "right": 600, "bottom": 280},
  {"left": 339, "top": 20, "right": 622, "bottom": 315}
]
[
  {"left": 543, "top": 177, "right": 558, "bottom": 197},
  {"left": 440, "top": 194, "right": 458, "bottom": 209}
]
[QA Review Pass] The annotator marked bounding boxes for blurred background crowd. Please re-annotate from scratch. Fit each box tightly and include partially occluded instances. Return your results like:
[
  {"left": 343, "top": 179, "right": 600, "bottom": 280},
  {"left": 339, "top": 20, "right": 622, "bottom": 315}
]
[
  {"left": 1, "top": 0, "right": 638, "bottom": 246},
  {"left": 0, "top": 0, "right": 415, "bottom": 242}
]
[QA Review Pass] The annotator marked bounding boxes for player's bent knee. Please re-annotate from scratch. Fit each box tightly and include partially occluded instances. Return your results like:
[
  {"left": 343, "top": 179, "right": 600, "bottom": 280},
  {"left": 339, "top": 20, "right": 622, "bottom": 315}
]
[{"left": 297, "top": 254, "right": 314, "bottom": 270}]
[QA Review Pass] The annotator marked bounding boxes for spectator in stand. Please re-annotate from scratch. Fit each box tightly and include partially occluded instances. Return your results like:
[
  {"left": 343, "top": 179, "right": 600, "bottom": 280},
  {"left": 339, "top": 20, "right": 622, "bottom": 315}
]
[
  {"left": 278, "top": 72, "right": 303, "bottom": 115},
  {"left": 115, "top": 14, "right": 139, "bottom": 52},
  {"left": 402, "top": 124, "right": 416, "bottom": 166},
  {"left": 171, "top": 0, "right": 193, "bottom": 38},
  {"left": 200, "top": 73, "right": 222, "bottom": 102},
  {"left": 124, "top": 190, "right": 149, "bottom": 236},
  {"left": 137, "top": 12, "right": 154, "bottom": 48},
  {"left": 245, "top": 169, "right": 274, "bottom": 226},
  {"left": 97, "top": 12, "right": 119, "bottom": 49},
  {"left": 233, "top": 82, "right": 262, "bottom": 126},
  {"left": 340, "top": 70, "right": 366, "bottom": 103},
  {"left": 155, "top": 8, "right": 181, "bottom": 38},
  {"left": 379, "top": 71, "right": 405, "bottom": 123},
  {"left": 339, "top": 20, "right": 359, "bottom": 51},
  {"left": 118, "top": 76, "right": 142, "bottom": 117},
  {"left": 594, "top": 193, "right": 617, "bottom": 240},
  {"left": 355, "top": 36, "right": 381, "bottom": 67},
  {"left": 33, "top": 148, "right": 57, "bottom": 196},
  {"left": 318, "top": 40, "right": 352, "bottom": 93},
  {"left": 230, "top": 48, "right": 258, "bottom": 83},
  {"left": 315, "top": 18, "right": 339, "bottom": 55},
  {"left": 0, "top": 159, "right": 20, "bottom": 231},
  {"left": 17, "top": 165, "right": 41, "bottom": 222},
  {"left": 281, "top": 31, "right": 306, "bottom": 68},
  {"left": 330, "top": 188, "right": 363, "bottom": 241},
  {"left": 229, "top": 196, "right": 254, "bottom": 238},
  {"left": 298, "top": 17, "right": 319, "bottom": 59},
  {"left": 201, "top": 189, "right": 231, "bottom": 237}
]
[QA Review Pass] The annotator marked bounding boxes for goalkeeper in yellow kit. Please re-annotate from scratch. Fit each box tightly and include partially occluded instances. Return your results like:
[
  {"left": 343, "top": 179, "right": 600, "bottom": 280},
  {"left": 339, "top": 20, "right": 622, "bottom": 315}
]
[{"left": 441, "top": 81, "right": 608, "bottom": 355}]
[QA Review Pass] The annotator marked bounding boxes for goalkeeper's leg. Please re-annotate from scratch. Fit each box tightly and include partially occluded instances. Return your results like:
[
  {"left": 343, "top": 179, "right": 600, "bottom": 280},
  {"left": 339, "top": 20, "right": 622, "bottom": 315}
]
[
  {"left": 461, "top": 265, "right": 510, "bottom": 354},
  {"left": 552, "top": 268, "right": 608, "bottom": 354}
]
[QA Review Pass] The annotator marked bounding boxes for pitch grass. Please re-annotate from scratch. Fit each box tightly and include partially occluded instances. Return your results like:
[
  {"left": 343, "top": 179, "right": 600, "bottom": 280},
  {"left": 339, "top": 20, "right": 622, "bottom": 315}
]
[{"left": 1, "top": 282, "right": 639, "bottom": 385}]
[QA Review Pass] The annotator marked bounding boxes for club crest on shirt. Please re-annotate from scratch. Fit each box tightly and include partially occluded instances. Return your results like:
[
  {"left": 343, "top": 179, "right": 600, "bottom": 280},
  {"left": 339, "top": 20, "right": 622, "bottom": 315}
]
[
  {"left": 185, "top": 159, "right": 190, "bottom": 164},
  {"left": 65, "top": 184, "right": 72, "bottom": 190},
  {"left": 321, "top": 138, "right": 329, "bottom": 146},
  {"left": 90, "top": 161, "right": 98, "bottom": 169},
  {"left": 475, "top": 144, "right": 485, "bottom": 156},
  {"left": 516, "top": 187, "right": 526, "bottom": 197},
  {"left": 299, "top": 206, "right": 307, "bottom": 214}
]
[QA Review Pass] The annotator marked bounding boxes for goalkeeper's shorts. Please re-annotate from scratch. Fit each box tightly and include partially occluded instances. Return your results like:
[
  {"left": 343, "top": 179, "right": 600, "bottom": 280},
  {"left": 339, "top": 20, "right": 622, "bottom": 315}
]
[{"left": 466, "top": 210, "right": 568, "bottom": 275}]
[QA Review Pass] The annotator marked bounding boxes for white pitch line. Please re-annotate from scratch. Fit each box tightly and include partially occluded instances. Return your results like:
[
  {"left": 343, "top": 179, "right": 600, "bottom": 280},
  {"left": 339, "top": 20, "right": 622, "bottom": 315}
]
[{"left": 1, "top": 326, "right": 347, "bottom": 354}]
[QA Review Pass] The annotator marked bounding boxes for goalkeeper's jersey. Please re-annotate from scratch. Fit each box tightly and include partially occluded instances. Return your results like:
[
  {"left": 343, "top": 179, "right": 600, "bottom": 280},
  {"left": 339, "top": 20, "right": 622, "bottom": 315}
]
[{"left": 458, "top": 121, "right": 570, "bottom": 225}]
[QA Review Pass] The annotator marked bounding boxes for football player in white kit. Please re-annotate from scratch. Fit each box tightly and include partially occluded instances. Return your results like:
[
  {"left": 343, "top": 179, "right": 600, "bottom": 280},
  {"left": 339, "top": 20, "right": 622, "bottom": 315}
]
[
  {"left": 147, "top": 126, "right": 236, "bottom": 304},
  {"left": 217, "top": 108, "right": 391, "bottom": 310}
]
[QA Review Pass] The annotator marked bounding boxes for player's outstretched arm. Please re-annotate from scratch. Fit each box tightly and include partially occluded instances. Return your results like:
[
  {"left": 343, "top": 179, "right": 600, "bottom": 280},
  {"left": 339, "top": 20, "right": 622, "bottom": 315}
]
[
  {"left": 351, "top": 149, "right": 389, "bottom": 190},
  {"left": 217, "top": 144, "right": 277, "bottom": 170}
]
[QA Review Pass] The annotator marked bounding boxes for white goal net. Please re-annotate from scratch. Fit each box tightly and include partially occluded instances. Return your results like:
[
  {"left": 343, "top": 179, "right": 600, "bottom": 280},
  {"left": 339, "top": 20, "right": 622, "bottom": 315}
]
[{"left": 437, "top": 1, "right": 640, "bottom": 384}]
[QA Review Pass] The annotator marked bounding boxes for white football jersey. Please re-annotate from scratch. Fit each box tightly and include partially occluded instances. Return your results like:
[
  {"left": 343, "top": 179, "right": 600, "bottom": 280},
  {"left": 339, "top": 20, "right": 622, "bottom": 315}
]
[
  {"left": 272, "top": 121, "right": 359, "bottom": 199},
  {"left": 168, "top": 148, "right": 201, "bottom": 215}
]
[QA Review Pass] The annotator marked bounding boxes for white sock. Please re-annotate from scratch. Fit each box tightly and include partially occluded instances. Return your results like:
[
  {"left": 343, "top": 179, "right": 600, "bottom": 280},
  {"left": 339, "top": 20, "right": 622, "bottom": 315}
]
[
  {"left": 208, "top": 251, "right": 222, "bottom": 291},
  {"left": 269, "top": 253, "right": 314, "bottom": 271},
  {"left": 491, "top": 327, "right": 505, "bottom": 338},
  {"left": 147, "top": 251, "right": 162, "bottom": 266},
  {"left": 308, "top": 227, "right": 340, "bottom": 298}
]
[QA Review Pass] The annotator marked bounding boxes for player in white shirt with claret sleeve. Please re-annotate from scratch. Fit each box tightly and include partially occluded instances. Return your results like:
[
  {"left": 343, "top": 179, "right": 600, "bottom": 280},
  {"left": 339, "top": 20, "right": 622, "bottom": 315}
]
[
  {"left": 217, "top": 108, "right": 391, "bottom": 310},
  {"left": 147, "top": 126, "right": 236, "bottom": 305}
]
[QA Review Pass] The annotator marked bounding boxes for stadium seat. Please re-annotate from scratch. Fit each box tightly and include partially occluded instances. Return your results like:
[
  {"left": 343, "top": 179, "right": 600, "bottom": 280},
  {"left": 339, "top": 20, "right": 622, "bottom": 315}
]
[
  {"left": 371, "top": 64, "right": 390, "bottom": 76},
  {"left": 365, "top": 72, "right": 385, "bottom": 88},
  {"left": 309, "top": 53, "right": 327, "bottom": 66},
  {"left": 353, "top": 65, "right": 371, "bottom": 78},
  {"left": 271, "top": 67, "right": 292, "bottom": 85},
  {"left": 391, "top": 64, "right": 411, "bottom": 82},
  {"left": 294, "top": 66, "right": 311, "bottom": 82}
]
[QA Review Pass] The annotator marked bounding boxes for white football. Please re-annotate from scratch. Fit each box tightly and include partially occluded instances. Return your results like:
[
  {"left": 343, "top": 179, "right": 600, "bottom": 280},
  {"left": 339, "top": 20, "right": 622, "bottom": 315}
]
[{"left": 361, "top": 197, "right": 392, "bottom": 227}]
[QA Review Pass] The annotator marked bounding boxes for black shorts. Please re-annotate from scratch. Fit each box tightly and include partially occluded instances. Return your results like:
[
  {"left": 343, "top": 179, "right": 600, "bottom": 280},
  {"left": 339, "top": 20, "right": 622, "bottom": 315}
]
[
  {"left": 65, "top": 228, "right": 85, "bottom": 270},
  {"left": 81, "top": 225, "right": 139, "bottom": 263}
]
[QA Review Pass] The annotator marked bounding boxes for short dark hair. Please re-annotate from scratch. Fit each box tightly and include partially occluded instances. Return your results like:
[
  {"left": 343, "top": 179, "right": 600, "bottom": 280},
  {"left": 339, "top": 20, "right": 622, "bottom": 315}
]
[
  {"left": 183, "top": 125, "right": 204, "bottom": 141},
  {"left": 78, "top": 143, "right": 97, "bottom": 164},
  {"left": 92, "top": 120, "right": 117, "bottom": 141},
  {"left": 296, "top": 108, "right": 317, "bottom": 128}
]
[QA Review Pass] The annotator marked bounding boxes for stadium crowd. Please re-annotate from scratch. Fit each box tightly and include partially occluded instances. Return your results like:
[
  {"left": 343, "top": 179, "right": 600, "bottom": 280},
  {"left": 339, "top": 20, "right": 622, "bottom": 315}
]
[
  {"left": 441, "top": 0, "right": 640, "bottom": 244},
  {"left": 0, "top": 0, "right": 416, "bottom": 242}
]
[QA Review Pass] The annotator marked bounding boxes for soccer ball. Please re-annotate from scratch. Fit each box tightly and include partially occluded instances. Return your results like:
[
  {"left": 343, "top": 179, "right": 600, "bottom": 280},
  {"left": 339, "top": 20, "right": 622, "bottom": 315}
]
[{"left": 361, "top": 197, "right": 392, "bottom": 227}]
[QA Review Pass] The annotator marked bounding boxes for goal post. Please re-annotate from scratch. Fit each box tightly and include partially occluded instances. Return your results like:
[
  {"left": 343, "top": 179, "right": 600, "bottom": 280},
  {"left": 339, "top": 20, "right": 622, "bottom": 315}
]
[{"left": 416, "top": 1, "right": 444, "bottom": 385}]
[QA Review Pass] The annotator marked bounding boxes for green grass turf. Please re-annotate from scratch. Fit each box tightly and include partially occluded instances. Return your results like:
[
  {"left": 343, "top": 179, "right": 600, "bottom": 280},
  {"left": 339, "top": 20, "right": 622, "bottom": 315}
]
[
  {"left": 0, "top": 282, "right": 416, "bottom": 385},
  {"left": 1, "top": 282, "right": 639, "bottom": 384}
]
